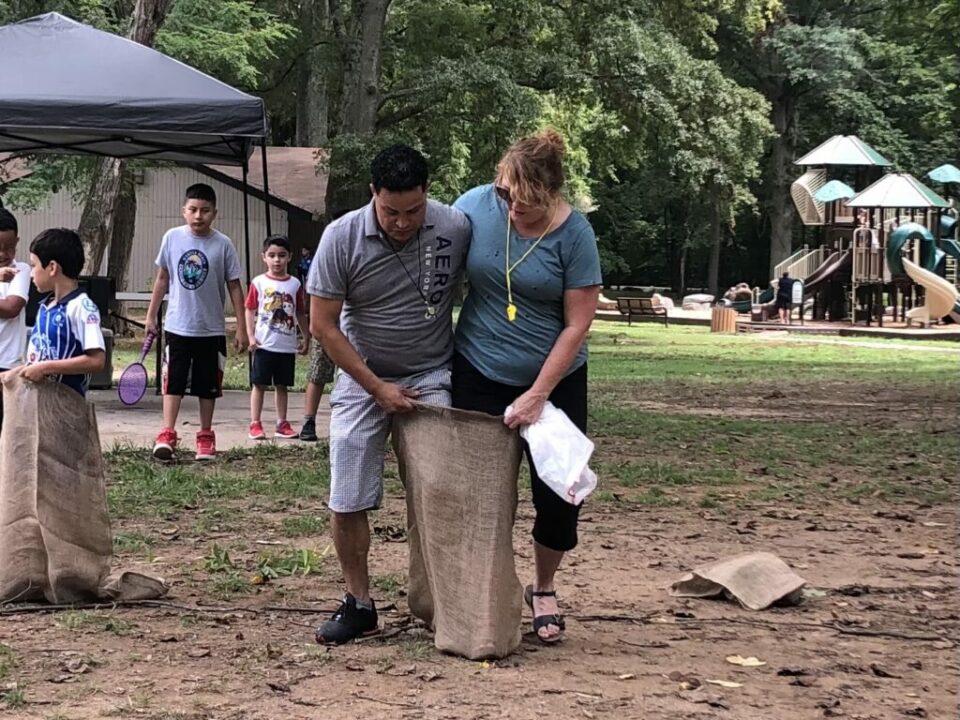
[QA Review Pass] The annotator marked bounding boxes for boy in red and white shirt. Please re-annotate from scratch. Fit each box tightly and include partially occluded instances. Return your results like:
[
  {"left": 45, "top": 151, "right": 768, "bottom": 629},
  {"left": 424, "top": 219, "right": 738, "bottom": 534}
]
[{"left": 244, "top": 235, "right": 309, "bottom": 439}]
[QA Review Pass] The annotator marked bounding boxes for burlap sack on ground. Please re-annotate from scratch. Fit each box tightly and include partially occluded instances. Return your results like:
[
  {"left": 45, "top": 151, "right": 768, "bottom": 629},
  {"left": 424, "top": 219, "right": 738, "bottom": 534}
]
[
  {"left": 0, "top": 376, "right": 166, "bottom": 604},
  {"left": 393, "top": 404, "right": 523, "bottom": 659},
  {"left": 670, "top": 551, "right": 806, "bottom": 610}
]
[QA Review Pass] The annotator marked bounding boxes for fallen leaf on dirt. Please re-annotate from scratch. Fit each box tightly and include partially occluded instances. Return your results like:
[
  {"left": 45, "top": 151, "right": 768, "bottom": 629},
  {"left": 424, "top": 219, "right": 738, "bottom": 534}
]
[
  {"left": 345, "top": 660, "right": 365, "bottom": 672},
  {"left": 870, "top": 663, "right": 901, "bottom": 678},
  {"left": 158, "top": 635, "right": 180, "bottom": 643},
  {"left": 900, "top": 707, "right": 927, "bottom": 717},
  {"left": 385, "top": 664, "right": 416, "bottom": 677},
  {"left": 921, "top": 522, "right": 947, "bottom": 528},
  {"left": 618, "top": 673, "right": 635, "bottom": 680},
  {"left": 64, "top": 659, "right": 92, "bottom": 675},
  {"left": 49, "top": 673, "right": 78, "bottom": 684},
  {"left": 160, "top": 526, "right": 180, "bottom": 540},
  {"left": 600, "top": 542, "right": 615, "bottom": 550},
  {"left": 932, "top": 640, "right": 954, "bottom": 650},
  {"left": 678, "top": 689, "right": 728, "bottom": 709},
  {"left": 267, "top": 681, "right": 290, "bottom": 693},
  {"left": 417, "top": 670, "right": 443, "bottom": 682},
  {"left": 726, "top": 655, "right": 766, "bottom": 667},
  {"left": 187, "top": 648, "right": 211, "bottom": 659},
  {"left": 897, "top": 552, "right": 926, "bottom": 560},
  {"left": 373, "top": 524, "right": 406, "bottom": 542},
  {"left": 907, "top": 661, "right": 923, "bottom": 670},
  {"left": 705, "top": 679, "right": 743, "bottom": 688},
  {"left": 875, "top": 511, "right": 915, "bottom": 522},
  {"left": 777, "top": 667, "right": 810, "bottom": 677},
  {"left": 266, "top": 644, "right": 282, "bottom": 659},
  {"left": 790, "top": 677, "right": 818, "bottom": 687},
  {"left": 802, "top": 588, "right": 827, "bottom": 599}
]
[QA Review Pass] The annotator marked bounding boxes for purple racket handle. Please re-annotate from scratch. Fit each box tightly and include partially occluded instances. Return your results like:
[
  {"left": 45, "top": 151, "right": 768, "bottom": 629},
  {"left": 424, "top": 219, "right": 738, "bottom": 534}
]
[{"left": 138, "top": 331, "right": 157, "bottom": 363}]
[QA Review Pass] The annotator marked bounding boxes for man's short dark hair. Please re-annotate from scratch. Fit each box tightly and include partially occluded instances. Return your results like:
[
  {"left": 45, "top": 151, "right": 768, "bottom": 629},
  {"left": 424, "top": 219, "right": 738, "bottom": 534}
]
[
  {"left": 781, "top": 272, "right": 789, "bottom": 278},
  {"left": 30, "top": 228, "right": 84, "bottom": 279},
  {"left": 0, "top": 208, "right": 17, "bottom": 235},
  {"left": 370, "top": 145, "right": 429, "bottom": 193},
  {"left": 185, "top": 183, "right": 217, "bottom": 206},
  {"left": 263, "top": 234, "right": 291, "bottom": 252}
]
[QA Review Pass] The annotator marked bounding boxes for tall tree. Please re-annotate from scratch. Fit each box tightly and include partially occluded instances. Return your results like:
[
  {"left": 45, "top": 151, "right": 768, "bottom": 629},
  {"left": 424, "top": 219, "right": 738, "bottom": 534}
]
[{"left": 77, "top": 0, "right": 174, "bottom": 274}]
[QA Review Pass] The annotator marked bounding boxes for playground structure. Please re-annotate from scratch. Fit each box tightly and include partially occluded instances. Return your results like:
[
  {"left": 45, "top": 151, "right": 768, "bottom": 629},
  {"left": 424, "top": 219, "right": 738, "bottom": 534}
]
[{"left": 737, "top": 136, "right": 960, "bottom": 328}]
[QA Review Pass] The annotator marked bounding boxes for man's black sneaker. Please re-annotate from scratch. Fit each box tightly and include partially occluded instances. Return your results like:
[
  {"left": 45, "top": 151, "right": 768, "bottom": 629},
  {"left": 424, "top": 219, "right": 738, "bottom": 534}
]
[
  {"left": 299, "top": 417, "right": 318, "bottom": 442},
  {"left": 315, "top": 593, "right": 378, "bottom": 645}
]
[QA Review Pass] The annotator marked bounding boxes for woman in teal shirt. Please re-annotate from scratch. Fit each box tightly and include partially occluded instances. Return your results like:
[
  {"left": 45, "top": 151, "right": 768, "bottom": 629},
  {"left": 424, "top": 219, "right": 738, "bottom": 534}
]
[{"left": 453, "top": 130, "right": 602, "bottom": 644}]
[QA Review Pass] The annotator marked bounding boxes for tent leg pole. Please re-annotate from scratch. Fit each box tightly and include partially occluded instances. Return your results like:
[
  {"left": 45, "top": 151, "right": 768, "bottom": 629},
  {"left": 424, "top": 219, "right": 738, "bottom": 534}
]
[
  {"left": 261, "top": 142, "right": 272, "bottom": 237},
  {"left": 242, "top": 159, "right": 252, "bottom": 286}
]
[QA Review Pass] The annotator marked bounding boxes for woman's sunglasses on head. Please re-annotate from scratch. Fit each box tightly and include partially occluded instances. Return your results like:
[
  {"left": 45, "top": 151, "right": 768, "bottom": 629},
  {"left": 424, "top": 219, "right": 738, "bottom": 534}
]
[{"left": 495, "top": 185, "right": 513, "bottom": 206}]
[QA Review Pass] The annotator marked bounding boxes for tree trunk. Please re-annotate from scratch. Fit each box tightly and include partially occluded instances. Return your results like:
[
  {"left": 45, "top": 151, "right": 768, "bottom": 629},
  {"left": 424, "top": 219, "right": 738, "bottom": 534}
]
[
  {"left": 339, "top": 0, "right": 389, "bottom": 135},
  {"left": 766, "top": 84, "right": 797, "bottom": 278},
  {"left": 107, "top": 170, "right": 137, "bottom": 335},
  {"left": 323, "top": 0, "right": 391, "bottom": 218},
  {"left": 77, "top": 0, "right": 173, "bottom": 274},
  {"left": 708, "top": 199, "right": 723, "bottom": 298},
  {"left": 296, "top": 0, "right": 331, "bottom": 146}
]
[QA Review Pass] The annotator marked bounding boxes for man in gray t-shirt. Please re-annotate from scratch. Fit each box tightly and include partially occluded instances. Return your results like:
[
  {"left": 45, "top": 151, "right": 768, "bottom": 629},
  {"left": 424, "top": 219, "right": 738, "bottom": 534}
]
[{"left": 307, "top": 145, "right": 469, "bottom": 645}]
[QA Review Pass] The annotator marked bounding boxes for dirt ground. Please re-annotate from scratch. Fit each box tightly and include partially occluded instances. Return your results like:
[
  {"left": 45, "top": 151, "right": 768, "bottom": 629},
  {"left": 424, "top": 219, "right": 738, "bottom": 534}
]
[{"left": 2, "top": 381, "right": 958, "bottom": 720}]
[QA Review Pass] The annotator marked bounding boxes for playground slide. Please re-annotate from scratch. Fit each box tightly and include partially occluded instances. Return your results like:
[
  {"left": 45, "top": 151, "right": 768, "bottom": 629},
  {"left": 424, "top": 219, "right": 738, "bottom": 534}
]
[
  {"left": 802, "top": 250, "right": 851, "bottom": 294},
  {"left": 942, "top": 238, "right": 960, "bottom": 260},
  {"left": 901, "top": 257, "right": 960, "bottom": 324}
]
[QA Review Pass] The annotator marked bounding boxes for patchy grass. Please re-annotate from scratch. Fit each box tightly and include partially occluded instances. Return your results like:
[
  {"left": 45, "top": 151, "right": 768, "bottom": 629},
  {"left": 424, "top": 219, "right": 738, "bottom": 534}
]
[
  {"left": 281, "top": 513, "right": 329, "bottom": 537},
  {"left": 104, "top": 444, "right": 331, "bottom": 519},
  {"left": 0, "top": 643, "right": 16, "bottom": 681},
  {"left": 371, "top": 573, "right": 405, "bottom": 597},
  {"left": 56, "top": 611, "right": 137, "bottom": 636}
]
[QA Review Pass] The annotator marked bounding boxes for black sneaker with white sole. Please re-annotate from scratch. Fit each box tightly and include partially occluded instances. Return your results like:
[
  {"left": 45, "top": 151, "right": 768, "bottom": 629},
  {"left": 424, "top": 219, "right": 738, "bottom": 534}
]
[
  {"left": 315, "top": 593, "right": 378, "bottom": 645},
  {"left": 299, "top": 417, "right": 318, "bottom": 442}
]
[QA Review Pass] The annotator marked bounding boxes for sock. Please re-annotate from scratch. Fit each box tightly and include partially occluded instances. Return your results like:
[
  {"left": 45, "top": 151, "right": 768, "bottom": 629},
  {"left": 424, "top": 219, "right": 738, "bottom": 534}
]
[
  {"left": 303, "top": 414, "right": 315, "bottom": 422},
  {"left": 355, "top": 596, "right": 373, "bottom": 610}
]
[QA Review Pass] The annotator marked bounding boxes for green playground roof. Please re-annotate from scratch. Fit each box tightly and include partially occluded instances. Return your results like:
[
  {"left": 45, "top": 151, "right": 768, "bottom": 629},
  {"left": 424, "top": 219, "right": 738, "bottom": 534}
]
[
  {"left": 846, "top": 173, "right": 949, "bottom": 208},
  {"left": 794, "top": 135, "right": 892, "bottom": 167},
  {"left": 927, "top": 163, "right": 960, "bottom": 184}
]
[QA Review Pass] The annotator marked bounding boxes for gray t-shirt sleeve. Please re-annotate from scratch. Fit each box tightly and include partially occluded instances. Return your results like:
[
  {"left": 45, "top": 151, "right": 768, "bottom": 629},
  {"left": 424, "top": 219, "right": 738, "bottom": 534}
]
[
  {"left": 224, "top": 239, "right": 242, "bottom": 282},
  {"left": 306, "top": 225, "right": 347, "bottom": 299}
]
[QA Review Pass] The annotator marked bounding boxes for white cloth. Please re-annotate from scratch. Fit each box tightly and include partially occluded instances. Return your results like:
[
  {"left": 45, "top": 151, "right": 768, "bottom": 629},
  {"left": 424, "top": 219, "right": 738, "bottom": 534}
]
[
  {"left": 155, "top": 226, "right": 242, "bottom": 337},
  {"left": 0, "top": 261, "right": 30, "bottom": 368},
  {"left": 508, "top": 400, "right": 597, "bottom": 505}
]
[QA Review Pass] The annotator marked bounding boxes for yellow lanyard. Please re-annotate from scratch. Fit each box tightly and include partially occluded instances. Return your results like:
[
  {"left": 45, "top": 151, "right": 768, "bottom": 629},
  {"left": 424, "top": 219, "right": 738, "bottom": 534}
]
[{"left": 505, "top": 207, "right": 556, "bottom": 322}]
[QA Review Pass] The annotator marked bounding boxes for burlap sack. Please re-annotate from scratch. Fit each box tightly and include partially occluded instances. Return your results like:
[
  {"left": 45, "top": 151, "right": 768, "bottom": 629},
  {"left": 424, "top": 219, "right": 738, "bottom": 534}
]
[
  {"left": 670, "top": 551, "right": 806, "bottom": 610},
  {"left": 393, "top": 404, "right": 523, "bottom": 660},
  {"left": 0, "top": 376, "right": 166, "bottom": 604}
]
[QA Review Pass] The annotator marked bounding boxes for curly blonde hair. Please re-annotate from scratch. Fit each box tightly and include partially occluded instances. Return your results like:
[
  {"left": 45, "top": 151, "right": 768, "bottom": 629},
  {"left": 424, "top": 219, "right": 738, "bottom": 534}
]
[{"left": 494, "top": 129, "right": 566, "bottom": 208}]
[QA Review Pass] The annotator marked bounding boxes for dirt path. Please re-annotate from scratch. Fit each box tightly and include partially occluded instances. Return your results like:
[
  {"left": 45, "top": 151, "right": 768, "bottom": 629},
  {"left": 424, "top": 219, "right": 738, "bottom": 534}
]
[{"left": 3, "top": 378, "right": 959, "bottom": 719}]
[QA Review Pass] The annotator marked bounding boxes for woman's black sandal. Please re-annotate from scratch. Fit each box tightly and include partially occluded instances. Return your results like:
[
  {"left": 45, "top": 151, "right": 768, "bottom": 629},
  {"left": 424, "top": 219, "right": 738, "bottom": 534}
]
[{"left": 524, "top": 584, "right": 566, "bottom": 644}]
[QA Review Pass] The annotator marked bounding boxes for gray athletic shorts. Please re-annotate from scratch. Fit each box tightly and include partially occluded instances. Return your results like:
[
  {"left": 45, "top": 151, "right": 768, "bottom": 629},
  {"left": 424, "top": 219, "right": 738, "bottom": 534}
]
[{"left": 328, "top": 365, "right": 451, "bottom": 513}]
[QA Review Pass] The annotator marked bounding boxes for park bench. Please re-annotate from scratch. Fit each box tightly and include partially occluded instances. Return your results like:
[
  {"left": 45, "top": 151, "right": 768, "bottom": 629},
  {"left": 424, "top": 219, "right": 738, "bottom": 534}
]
[{"left": 616, "top": 297, "right": 668, "bottom": 326}]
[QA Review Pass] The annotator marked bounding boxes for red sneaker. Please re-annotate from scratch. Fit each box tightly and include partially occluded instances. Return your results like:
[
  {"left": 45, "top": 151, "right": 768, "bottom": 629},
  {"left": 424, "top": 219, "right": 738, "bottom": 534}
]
[
  {"left": 152, "top": 428, "right": 178, "bottom": 461},
  {"left": 274, "top": 420, "right": 298, "bottom": 439},
  {"left": 248, "top": 420, "right": 266, "bottom": 440},
  {"left": 195, "top": 430, "right": 217, "bottom": 461}
]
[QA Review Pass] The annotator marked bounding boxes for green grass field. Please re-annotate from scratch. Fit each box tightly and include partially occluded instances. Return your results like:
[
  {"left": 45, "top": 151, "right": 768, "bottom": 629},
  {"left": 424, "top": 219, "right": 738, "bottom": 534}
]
[{"left": 104, "top": 321, "right": 960, "bottom": 535}]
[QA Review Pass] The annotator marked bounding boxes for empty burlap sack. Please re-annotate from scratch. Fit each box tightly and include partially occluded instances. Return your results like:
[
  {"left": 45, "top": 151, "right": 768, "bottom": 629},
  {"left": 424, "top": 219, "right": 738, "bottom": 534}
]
[
  {"left": 393, "top": 404, "right": 523, "bottom": 659},
  {"left": 670, "top": 551, "right": 806, "bottom": 610},
  {"left": 0, "top": 376, "right": 166, "bottom": 604}
]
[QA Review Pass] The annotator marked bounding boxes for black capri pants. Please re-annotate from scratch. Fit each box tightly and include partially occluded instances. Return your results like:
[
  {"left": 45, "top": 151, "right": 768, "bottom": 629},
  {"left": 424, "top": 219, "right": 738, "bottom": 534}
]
[{"left": 452, "top": 352, "right": 587, "bottom": 552}]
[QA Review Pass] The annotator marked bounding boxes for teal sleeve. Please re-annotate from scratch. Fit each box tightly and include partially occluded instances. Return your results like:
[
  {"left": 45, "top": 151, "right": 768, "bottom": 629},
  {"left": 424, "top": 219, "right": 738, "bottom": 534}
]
[{"left": 564, "top": 224, "right": 603, "bottom": 289}]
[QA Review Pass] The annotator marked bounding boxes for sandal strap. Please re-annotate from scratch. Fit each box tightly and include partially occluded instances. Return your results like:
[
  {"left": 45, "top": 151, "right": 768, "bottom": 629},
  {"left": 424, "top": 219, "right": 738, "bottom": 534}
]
[{"left": 530, "top": 589, "right": 557, "bottom": 598}]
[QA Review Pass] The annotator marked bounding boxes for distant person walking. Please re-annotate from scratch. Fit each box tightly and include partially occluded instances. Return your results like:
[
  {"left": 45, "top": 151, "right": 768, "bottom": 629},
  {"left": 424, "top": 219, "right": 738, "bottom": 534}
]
[{"left": 776, "top": 271, "right": 796, "bottom": 324}]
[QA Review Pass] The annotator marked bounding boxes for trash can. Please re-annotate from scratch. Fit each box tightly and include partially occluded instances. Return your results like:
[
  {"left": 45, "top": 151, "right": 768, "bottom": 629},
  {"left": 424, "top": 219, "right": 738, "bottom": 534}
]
[{"left": 710, "top": 307, "right": 737, "bottom": 333}]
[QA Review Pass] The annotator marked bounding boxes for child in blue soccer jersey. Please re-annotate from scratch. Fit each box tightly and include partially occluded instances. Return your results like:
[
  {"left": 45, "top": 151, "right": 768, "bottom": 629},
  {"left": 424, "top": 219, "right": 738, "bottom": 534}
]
[{"left": 16, "top": 228, "right": 105, "bottom": 395}]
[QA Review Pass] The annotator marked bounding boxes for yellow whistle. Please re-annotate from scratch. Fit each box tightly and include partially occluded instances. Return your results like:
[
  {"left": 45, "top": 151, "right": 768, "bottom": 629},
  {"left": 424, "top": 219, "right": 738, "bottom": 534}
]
[{"left": 506, "top": 303, "right": 517, "bottom": 322}]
